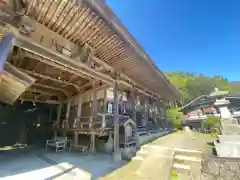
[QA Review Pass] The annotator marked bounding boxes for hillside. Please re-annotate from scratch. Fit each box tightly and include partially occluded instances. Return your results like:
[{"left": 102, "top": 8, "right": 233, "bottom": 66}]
[
  {"left": 165, "top": 72, "right": 236, "bottom": 103},
  {"left": 230, "top": 82, "right": 240, "bottom": 96}
]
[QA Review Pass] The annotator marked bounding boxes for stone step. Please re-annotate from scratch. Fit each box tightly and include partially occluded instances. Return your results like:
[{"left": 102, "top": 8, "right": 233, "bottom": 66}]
[
  {"left": 173, "top": 163, "right": 191, "bottom": 175},
  {"left": 141, "top": 145, "right": 170, "bottom": 152},
  {"left": 174, "top": 155, "right": 201, "bottom": 166},
  {"left": 174, "top": 148, "right": 202, "bottom": 157},
  {"left": 136, "top": 149, "right": 171, "bottom": 160},
  {"left": 136, "top": 150, "right": 149, "bottom": 158},
  {"left": 132, "top": 156, "right": 144, "bottom": 161}
]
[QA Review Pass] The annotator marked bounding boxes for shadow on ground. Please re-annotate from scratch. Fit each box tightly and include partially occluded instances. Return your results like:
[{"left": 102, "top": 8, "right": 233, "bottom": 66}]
[
  {"left": 0, "top": 147, "right": 125, "bottom": 180},
  {"left": 0, "top": 131, "right": 177, "bottom": 180}
]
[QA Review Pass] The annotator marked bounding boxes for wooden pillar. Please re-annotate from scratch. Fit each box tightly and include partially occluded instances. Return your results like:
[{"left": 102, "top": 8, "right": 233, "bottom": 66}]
[
  {"left": 56, "top": 103, "right": 62, "bottom": 125},
  {"left": 144, "top": 97, "right": 150, "bottom": 134},
  {"left": 49, "top": 105, "right": 52, "bottom": 121},
  {"left": 131, "top": 89, "right": 136, "bottom": 122},
  {"left": 113, "top": 74, "right": 120, "bottom": 158},
  {"left": 90, "top": 132, "right": 96, "bottom": 153},
  {"left": 152, "top": 100, "right": 157, "bottom": 127},
  {"left": 66, "top": 100, "right": 71, "bottom": 121},
  {"left": 92, "top": 80, "right": 97, "bottom": 121},
  {"left": 103, "top": 88, "right": 108, "bottom": 113},
  {"left": 19, "top": 125, "right": 27, "bottom": 144},
  {"left": 77, "top": 96, "right": 82, "bottom": 117},
  {"left": 131, "top": 89, "right": 137, "bottom": 132},
  {"left": 74, "top": 131, "right": 79, "bottom": 148},
  {"left": 63, "top": 100, "right": 71, "bottom": 136},
  {"left": 90, "top": 81, "right": 97, "bottom": 153},
  {"left": 75, "top": 95, "right": 82, "bottom": 128},
  {"left": 161, "top": 102, "right": 168, "bottom": 128},
  {"left": 54, "top": 103, "right": 62, "bottom": 137}
]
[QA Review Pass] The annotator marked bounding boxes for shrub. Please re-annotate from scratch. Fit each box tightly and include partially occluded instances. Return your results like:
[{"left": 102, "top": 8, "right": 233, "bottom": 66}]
[
  {"left": 167, "top": 108, "right": 183, "bottom": 129},
  {"left": 202, "top": 116, "right": 220, "bottom": 128}
]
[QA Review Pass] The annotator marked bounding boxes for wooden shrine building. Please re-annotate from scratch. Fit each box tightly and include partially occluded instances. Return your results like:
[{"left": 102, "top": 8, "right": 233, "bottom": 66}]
[{"left": 0, "top": 0, "right": 180, "bottom": 156}]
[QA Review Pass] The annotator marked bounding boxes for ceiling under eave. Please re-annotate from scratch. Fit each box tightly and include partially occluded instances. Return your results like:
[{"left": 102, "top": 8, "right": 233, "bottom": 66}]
[{"left": 1, "top": 0, "right": 180, "bottom": 100}]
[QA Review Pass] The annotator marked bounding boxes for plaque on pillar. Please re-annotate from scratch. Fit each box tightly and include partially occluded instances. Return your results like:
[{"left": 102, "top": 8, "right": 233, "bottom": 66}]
[{"left": 107, "top": 102, "right": 113, "bottom": 113}]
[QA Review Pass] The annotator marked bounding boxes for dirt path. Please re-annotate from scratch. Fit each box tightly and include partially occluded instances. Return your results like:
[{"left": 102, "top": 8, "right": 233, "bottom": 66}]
[{"left": 99, "top": 131, "right": 210, "bottom": 180}]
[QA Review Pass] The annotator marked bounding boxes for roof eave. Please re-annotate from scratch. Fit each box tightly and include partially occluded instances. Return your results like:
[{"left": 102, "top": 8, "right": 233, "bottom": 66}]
[{"left": 84, "top": 0, "right": 180, "bottom": 99}]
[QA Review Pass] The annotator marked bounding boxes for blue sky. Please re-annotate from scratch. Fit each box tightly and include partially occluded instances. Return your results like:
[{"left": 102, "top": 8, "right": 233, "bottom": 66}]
[{"left": 106, "top": 0, "right": 240, "bottom": 81}]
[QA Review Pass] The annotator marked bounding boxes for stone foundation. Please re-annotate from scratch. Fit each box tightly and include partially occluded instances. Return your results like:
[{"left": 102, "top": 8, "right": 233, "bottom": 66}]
[
  {"left": 201, "top": 152, "right": 240, "bottom": 180},
  {"left": 139, "top": 130, "right": 170, "bottom": 146}
]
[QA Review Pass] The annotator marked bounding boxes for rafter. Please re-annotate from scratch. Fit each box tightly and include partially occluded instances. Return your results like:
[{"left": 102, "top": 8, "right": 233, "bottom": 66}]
[
  {"left": 33, "top": 83, "right": 70, "bottom": 97},
  {"left": 3, "top": 21, "right": 163, "bottom": 100},
  {"left": 17, "top": 67, "right": 80, "bottom": 91},
  {"left": 22, "top": 51, "right": 92, "bottom": 81},
  {"left": 19, "top": 98, "right": 61, "bottom": 104},
  {"left": 27, "top": 88, "right": 63, "bottom": 99}
]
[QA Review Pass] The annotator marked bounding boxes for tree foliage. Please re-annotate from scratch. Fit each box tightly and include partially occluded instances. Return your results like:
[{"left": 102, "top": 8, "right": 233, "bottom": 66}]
[
  {"left": 202, "top": 116, "right": 220, "bottom": 128},
  {"left": 230, "top": 82, "right": 240, "bottom": 96},
  {"left": 167, "top": 108, "right": 183, "bottom": 129},
  {"left": 165, "top": 72, "right": 233, "bottom": 103}
]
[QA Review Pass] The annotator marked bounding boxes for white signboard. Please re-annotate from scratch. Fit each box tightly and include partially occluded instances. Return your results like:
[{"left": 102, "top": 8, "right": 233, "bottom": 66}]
[{"left": 108, "top": 103, "right": 113, "bottom": 113}]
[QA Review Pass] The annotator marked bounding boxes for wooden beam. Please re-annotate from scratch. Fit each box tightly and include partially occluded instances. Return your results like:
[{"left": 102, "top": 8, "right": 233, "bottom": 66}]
[
  {"left": 23, "top": 50, "right": 91, "bottom": 80},
  {"left": 27, "top": 88, "right": 61, "bottom": 98},
  {"left": 34, "top": 83, "right": 70, "bottom": 97},
  {"left": 18, "top": 68, "right": 80, "bottom": 91},
  {"left": 10, "top": 28, "right": 115, "bottom": 84},
  {"left": 70, "top": 83, "right": 110, "bottom": 104},
  {"left": 2, "top": 21, "right": 160, "bottom": 98},
  {"left": 19, "top": 98, "right": 60, "bottom": 104},
  {"left": 119, "top": 80, "right": 158, "bottom": 100},
  {"left": 79, "top": 81, "right": 93, "bottom": 91}
]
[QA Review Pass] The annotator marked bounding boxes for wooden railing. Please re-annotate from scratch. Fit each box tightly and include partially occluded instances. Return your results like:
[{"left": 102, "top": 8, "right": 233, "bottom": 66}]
[
  {"left": 54, "top": 113, "right": 132, "bottom": 130},
  {"left": 74, "top": 120, "right": 102, "bottom": 129}
]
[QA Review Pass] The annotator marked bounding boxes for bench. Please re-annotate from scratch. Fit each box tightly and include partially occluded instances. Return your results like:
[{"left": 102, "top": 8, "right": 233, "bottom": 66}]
[
  {"left": 46, "top": 136, "right": 67, "bottom": 152},
  {"left": 75, "top": 145, "right": 89, "bottom": 153}
]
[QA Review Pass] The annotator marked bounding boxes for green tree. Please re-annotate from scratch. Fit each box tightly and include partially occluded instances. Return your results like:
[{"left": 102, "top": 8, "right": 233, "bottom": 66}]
[
  {"left": 165, "top": 72, "right": 232, "bottom": 104},
  {"left": 230, "top": 82, "right": 240, "bottom": 96},
  {"left": 202, "top": 116, "right": 220, "bottom": 129},
  {"left": 167, "top": 108, "right": 183, "bottom": 129}
]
